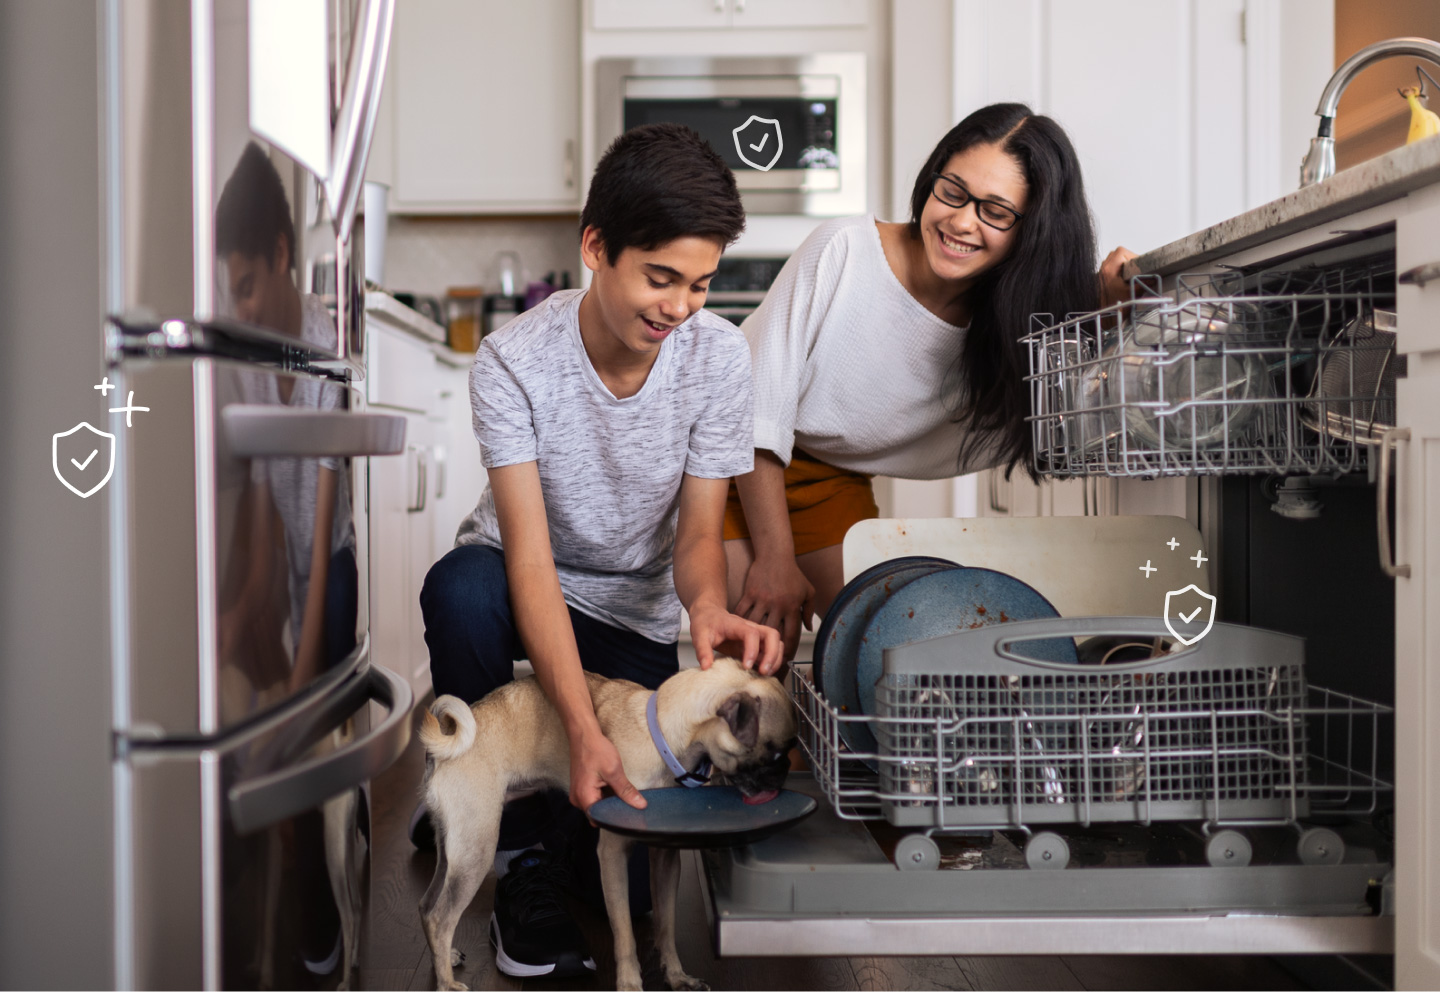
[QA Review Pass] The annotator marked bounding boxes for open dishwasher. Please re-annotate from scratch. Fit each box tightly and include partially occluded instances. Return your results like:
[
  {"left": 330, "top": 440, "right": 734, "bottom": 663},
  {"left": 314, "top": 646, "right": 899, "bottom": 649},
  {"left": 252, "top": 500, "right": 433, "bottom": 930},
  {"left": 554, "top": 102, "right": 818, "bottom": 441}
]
[{"left": 700, "top": 248, "right": 1401, "bottom": 959}]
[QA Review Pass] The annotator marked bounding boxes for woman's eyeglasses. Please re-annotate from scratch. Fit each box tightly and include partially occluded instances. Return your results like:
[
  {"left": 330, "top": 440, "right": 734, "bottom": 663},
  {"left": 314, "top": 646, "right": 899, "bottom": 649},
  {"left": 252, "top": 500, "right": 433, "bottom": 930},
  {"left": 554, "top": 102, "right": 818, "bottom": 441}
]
[{"left": 929, "top": 173, "right": 1024, "bottom": 231}]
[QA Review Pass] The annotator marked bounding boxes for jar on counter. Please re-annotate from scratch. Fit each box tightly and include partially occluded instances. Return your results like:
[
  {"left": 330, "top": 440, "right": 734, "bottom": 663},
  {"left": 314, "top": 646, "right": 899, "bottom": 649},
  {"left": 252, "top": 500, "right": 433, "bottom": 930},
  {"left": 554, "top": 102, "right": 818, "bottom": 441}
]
[{"left": 445, "top": 286, "right": 483, "bottom": 354}]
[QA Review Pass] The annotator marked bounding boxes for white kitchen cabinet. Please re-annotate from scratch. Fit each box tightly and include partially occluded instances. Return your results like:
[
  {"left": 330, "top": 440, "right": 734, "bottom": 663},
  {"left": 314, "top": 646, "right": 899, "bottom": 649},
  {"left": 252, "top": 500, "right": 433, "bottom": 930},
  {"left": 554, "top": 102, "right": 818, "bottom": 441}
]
[
  {"left": 591, "top": 0, "right": 865, "bottom": 30},
  {"left": 391, "top": 0, "right": 580, "bottom": 213},
  {"left": 368, "top": 402, "right": 435, "bottom": 701},
  {"left": 366, "top": 315, "right": 488, "bottom": 704},
  {"left": 591, "top": 0, "right": 727, "bottom": 29},
  {"left": 429, "top": 355, "right": 488, "bottom": 561},
  {"left": 1392, "top": 199, "right": 1440, "bottom": 990}
]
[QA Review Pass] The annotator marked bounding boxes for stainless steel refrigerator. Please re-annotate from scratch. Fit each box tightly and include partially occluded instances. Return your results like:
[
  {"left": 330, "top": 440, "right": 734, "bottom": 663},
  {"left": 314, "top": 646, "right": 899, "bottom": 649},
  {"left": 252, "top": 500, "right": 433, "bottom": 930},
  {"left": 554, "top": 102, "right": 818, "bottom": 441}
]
[{"left": 93, "top": 0, "right": 409, "bottom": 987}]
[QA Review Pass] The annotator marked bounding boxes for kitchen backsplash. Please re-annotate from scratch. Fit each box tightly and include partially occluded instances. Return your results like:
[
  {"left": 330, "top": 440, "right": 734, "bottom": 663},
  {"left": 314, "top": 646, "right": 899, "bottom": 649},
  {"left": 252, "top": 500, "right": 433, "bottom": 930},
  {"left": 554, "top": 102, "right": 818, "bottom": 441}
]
[{"left": 380, "top": 215, "right": 580, "bottom": 299}]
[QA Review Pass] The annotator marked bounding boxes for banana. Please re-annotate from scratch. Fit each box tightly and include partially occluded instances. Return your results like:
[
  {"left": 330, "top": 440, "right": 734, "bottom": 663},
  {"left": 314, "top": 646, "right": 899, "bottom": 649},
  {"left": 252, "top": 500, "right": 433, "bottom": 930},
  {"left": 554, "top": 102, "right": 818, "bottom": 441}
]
[{"left": 1402, "top": 86, "right": 1440, "bottom": 144}]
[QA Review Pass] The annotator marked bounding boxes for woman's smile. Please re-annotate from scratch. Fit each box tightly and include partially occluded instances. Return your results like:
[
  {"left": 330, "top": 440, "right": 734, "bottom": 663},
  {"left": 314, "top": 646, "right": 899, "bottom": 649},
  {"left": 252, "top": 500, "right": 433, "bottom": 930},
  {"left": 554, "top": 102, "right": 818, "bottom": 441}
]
[{"left": 937, "top": 230, "right": 982, "bottom": 257}]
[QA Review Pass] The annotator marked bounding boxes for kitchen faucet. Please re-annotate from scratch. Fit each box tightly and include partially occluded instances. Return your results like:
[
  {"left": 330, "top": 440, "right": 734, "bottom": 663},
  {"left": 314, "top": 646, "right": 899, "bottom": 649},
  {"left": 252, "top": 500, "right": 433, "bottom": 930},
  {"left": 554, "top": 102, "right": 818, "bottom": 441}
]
[{"left": 1299, "top": 36, "right": 1440, "bottom": 187}]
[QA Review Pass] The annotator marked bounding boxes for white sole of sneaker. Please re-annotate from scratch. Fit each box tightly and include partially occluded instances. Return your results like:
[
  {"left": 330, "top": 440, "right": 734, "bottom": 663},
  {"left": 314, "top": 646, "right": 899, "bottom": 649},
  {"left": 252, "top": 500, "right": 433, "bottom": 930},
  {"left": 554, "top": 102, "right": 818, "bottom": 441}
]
[{"left": 489, "top": 914, "right": 596, "bottom": 977}]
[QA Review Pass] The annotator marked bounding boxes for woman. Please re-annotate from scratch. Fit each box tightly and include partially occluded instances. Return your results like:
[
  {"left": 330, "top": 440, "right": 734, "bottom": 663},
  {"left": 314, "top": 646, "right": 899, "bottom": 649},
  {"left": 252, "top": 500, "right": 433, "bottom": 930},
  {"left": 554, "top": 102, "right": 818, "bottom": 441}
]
[{"left": 724, "top": 103, "right": 1134, "bottom": 659}]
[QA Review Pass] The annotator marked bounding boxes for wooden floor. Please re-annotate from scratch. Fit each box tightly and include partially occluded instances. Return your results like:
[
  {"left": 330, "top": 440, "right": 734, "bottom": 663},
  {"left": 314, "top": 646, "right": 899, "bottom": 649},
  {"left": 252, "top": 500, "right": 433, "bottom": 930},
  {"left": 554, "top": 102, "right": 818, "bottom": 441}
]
[{"left": 357, "top": 706, "right": 1316, "bottom": 992}]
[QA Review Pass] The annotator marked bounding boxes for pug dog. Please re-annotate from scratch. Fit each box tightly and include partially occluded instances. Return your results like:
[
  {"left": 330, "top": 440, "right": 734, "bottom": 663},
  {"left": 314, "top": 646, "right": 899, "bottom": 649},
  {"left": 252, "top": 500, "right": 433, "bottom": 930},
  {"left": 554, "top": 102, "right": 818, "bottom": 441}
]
[{"left": 417, "top": 657, "right": 796, "bottom": 991}]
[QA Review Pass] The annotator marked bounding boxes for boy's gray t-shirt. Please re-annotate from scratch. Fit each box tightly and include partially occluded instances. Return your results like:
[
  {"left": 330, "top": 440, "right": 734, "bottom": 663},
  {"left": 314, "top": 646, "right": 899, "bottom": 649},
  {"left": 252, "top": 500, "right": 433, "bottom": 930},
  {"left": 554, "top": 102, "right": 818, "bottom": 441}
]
[{"left": 455, "top": 288, "right": 754, "bottom": 642}]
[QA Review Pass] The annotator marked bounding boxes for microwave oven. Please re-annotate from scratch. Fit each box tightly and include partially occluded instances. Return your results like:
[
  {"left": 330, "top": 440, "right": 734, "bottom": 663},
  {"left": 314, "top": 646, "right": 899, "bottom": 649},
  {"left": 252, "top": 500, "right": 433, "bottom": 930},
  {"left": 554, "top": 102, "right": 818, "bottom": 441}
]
[{"left": 595, "top": 55, "right": 867, "bottom": 216}]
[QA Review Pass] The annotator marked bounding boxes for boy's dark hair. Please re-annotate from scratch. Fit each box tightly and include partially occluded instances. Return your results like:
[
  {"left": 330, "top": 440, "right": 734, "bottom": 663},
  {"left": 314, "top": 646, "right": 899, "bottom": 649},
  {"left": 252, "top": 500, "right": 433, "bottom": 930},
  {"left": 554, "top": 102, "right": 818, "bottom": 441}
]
[
  {"left": 216, "top": 141, "right": 297, "bottom": 270},
  {"left": 581, "top": 123, "right": 745, "bottom": 264}
]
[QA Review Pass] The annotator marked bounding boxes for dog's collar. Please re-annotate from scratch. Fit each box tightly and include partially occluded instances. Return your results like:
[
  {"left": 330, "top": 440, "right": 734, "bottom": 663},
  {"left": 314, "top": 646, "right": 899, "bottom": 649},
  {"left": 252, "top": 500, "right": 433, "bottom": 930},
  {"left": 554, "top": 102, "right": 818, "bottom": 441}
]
[{"left": 646, "top": 691, "right": 711, "bottom": 788}]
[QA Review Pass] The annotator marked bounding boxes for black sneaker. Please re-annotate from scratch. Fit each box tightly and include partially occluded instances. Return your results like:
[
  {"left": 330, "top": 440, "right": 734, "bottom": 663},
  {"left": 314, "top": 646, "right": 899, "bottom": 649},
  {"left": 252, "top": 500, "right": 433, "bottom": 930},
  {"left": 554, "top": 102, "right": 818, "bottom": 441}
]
[{"left": 489, "top": 850, "right": 596, "bottom": 979}]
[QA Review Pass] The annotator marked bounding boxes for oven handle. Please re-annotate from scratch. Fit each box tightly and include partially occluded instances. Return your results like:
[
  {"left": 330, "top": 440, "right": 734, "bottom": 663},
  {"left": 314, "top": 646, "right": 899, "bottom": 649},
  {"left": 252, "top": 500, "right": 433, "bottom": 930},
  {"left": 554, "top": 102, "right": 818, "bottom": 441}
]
[
  {"left": 228, "top": 664, "right": 412, "bottom": 835},
  {"left": 221, "top": 405, "right": 406, "bottom": 457},
  {"left": 1377, "top": 426, "right": 1411, "bottom": 579}
]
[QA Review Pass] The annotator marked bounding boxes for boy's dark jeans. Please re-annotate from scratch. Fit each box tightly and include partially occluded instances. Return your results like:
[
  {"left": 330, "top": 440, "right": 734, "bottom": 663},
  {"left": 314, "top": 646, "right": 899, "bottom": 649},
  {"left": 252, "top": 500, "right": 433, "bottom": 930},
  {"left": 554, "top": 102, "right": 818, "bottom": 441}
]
[{"left": 419, "top": 543, "right": 679, "bottom": 912}]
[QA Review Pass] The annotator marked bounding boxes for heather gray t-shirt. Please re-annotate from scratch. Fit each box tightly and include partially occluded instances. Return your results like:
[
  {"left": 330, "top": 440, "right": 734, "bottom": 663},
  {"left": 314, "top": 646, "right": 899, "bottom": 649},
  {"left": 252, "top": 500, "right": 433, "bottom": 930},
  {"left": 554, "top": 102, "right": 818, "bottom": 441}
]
[{"left": 455, "top": 288, "right": 754, "bottom": 642}]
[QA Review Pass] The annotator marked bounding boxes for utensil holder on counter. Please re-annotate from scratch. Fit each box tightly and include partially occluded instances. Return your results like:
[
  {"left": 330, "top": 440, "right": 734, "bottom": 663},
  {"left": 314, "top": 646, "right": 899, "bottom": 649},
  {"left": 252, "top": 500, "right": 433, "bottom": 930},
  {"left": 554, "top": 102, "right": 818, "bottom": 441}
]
[
  {"left": 793, "top": 617, "right": 1392, "bottom": 837},
  {"left": 1024, "top": 259, "right": 1398, "bottom": 478}
]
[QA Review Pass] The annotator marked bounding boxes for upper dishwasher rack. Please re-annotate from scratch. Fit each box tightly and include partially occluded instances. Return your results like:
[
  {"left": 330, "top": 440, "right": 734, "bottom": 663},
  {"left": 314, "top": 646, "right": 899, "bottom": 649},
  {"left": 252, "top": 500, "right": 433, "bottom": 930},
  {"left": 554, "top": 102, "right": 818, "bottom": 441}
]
[{"left": 1023, "top": 259, "right": 1399, "bottom": 478}]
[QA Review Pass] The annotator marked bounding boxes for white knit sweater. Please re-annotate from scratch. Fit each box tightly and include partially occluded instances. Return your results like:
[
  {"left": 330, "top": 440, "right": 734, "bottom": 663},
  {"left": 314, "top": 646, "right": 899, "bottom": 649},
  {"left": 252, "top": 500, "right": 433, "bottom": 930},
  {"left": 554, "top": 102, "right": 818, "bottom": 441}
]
[{"left": 742, "top": 215, "right": 994, "bottom": 480}]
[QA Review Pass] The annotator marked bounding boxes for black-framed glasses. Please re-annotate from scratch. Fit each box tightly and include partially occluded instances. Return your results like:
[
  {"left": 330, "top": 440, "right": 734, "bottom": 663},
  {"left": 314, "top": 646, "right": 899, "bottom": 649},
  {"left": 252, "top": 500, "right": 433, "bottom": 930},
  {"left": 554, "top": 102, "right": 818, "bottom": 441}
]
[{"left": 929, "top": 173, "right": 1024, "bottom": 231}]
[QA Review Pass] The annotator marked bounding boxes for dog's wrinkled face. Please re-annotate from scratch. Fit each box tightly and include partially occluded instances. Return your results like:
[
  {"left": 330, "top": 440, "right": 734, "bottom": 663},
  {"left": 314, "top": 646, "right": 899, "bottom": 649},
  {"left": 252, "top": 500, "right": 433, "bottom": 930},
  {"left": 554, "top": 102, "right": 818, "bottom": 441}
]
[{"left": 702, "top": 677, "right": 797, "bottom": 804}]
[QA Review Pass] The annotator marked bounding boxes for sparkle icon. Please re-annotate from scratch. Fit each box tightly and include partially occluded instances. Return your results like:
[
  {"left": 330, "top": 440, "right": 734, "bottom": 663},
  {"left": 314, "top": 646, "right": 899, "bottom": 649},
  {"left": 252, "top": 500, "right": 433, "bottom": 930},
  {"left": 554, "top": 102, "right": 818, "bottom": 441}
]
[
  {"left": 108, "top": 390, "right": 150, "bottom": 428},
  {"left": 1166, "top": 537, "right": 1179, "bottom": 551},
  {"left": 1190, "top": 549, "right": 1209, "bottom": 568},
  {"left": 1139, "top": 560, "right": 1157, "bottom": 578}
]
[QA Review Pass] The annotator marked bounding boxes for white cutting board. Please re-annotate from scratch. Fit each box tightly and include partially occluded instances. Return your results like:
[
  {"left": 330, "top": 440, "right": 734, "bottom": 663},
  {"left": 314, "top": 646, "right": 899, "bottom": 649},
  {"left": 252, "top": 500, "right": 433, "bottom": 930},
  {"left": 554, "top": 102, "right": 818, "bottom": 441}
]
[{"left": 843, "top": 516, "right": 1212, "bottom": 619}]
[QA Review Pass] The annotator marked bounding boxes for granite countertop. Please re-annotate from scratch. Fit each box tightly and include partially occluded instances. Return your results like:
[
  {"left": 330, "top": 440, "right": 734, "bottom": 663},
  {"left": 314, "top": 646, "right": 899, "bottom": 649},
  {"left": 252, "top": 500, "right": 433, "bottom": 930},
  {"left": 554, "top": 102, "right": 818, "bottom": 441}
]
[
  {"left": 1133, "top": 136, "right": 1440, "bottom": 276},
  {"left": 364, "top": 290, "right": 447, "bottom": 345},
  {"left": 364, "top": 290, "right": 477, "bottom": 366}
]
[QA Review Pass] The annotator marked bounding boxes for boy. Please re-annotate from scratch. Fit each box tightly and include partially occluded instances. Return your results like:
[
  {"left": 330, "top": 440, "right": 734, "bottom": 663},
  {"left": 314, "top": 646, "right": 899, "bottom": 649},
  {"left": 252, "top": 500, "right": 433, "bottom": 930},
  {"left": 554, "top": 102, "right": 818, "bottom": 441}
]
[{"left": 418, "top": 123, "right": 781, "bottom": 978}]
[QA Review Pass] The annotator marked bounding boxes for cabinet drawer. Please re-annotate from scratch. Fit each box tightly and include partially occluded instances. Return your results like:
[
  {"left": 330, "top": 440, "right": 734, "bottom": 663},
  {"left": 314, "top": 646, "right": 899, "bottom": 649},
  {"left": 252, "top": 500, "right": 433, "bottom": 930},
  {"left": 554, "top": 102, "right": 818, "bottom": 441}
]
[{"left": 367, "top": 323, "right": 434, "bottom": 413}]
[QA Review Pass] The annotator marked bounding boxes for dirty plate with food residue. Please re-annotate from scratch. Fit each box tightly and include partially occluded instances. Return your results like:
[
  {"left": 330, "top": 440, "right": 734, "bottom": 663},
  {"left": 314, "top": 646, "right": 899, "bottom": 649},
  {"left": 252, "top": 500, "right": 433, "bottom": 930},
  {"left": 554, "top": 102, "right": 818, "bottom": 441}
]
[
  {"left": 588, "top": 787, "right": 817, "bottom": 848},
  {"left": 812, "top": 556, "right": 960, "bottom": 766},
  {"left": 854, "top": 566, "right": 1078, "bottom": 721}
]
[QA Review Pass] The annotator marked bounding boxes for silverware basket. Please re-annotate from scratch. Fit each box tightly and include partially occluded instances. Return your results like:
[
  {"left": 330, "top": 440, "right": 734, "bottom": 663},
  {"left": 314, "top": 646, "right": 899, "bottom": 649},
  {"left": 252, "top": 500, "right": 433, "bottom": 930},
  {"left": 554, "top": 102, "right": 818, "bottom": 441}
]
[
  {"left": 793, "top": 617, "right": 1392, "bottom": 835},
  {"left": 1024, "top": 261, "right": 1399, "bottom": 478}
]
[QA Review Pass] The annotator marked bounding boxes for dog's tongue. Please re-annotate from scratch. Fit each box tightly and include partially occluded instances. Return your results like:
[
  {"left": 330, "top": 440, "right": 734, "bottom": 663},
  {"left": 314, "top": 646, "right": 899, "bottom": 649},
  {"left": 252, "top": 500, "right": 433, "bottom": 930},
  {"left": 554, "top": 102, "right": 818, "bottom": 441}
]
[{"left": 742, "top": 789, "right": 780, "bottom": 806}]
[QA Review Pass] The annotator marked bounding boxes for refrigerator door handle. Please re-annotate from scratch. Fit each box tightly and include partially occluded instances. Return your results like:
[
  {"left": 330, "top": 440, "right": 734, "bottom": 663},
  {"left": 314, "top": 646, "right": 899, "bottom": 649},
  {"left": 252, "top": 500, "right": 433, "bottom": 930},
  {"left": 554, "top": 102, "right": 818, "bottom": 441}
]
[
  {"left": 221, "top": 405, "right": 406, "bottom": 457},
  {"left": 326, "top": 0, "right": 395, "bottom": 244},
  {"left": 228, "top": 664, "right": 412, "bottom": 835}
]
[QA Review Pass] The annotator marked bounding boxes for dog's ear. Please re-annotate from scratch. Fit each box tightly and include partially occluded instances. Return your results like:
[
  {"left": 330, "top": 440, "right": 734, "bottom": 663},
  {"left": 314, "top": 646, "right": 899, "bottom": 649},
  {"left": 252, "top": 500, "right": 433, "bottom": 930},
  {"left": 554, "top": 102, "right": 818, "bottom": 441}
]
[{"left": 718, "top": 692, "right": 760, "bottom": 749}]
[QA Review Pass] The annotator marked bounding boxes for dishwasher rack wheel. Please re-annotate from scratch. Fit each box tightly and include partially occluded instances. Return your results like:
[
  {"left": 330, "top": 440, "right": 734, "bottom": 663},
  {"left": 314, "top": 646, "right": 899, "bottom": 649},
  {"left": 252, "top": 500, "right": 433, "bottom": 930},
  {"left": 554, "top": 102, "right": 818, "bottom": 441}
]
[
  {"left": 1205, "top": 829, "right": 1253, "bottom": 867},
  {"left": 1297, "top": 827, "right": 1346, "bottom": 865},
  {"left": 1024, "top": 831, "right": 1070, "bottom": 870},
  {"left": 895, "top": 833, "right": 940, "bottom": 871}
]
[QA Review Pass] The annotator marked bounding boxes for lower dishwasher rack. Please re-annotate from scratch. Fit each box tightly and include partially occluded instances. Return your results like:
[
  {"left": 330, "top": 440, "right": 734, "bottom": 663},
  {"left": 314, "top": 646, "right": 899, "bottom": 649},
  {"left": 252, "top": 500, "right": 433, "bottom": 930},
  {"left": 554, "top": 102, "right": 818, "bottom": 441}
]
[{"left": 698, "top": 645, "right": 1395, "bottom": 959}]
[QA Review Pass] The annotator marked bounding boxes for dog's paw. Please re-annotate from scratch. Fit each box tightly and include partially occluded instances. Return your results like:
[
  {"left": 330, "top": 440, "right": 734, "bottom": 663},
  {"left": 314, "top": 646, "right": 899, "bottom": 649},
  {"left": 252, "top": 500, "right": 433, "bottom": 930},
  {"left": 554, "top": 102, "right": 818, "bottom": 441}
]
[
  {"left": 449, "top": 947, "right": 466, "bottom": 968},
  {"left": 437, "top": 981, "right": 468, "bottom": 991},
  {"left": 669, "top": 975, "right": 710, "bottom": 991}
]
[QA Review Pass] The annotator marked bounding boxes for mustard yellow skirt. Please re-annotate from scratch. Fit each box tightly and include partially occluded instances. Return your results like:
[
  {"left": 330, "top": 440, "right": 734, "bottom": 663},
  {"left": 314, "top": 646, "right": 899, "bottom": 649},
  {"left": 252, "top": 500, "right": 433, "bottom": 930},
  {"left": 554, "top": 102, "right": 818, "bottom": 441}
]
[{"left": 723, "top": 449, "right": 879, "bottom": 556}]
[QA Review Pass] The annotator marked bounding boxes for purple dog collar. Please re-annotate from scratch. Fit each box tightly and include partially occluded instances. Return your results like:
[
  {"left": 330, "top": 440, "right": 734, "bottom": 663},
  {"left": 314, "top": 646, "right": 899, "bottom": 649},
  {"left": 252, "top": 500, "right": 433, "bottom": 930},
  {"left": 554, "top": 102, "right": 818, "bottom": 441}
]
[{"left": 646, "top": 691, "right": 711, "bottom": 788}]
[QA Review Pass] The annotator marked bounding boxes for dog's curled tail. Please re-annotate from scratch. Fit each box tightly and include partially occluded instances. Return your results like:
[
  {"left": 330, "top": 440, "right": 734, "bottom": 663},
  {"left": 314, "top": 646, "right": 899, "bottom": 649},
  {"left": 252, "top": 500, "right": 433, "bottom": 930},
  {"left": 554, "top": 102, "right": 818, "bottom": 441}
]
[{"left": 418, "top": 695, "right": 476, "bottom": 762}]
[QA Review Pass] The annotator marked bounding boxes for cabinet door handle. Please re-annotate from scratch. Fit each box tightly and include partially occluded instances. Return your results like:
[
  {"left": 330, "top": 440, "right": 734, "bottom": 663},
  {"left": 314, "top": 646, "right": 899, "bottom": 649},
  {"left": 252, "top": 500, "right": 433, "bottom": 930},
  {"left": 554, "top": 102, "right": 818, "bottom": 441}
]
[
  {"left": 1377, "top": 427, "right": 1410, "bottom": 579},
  {"left": 564, "top": 139, "right": 576, "bottom": 189},
  {"left": 1398, "top": 261, "right": 1440, "bottom": 288},
  {"left": 416, "top": 450, "right": 429, "bottom": 513},
  {"left": 432, "top": 445, "right": 447, "bottom": 500},
  {"left": 406, "top": 446, "right": 427, "bottom": 513}
]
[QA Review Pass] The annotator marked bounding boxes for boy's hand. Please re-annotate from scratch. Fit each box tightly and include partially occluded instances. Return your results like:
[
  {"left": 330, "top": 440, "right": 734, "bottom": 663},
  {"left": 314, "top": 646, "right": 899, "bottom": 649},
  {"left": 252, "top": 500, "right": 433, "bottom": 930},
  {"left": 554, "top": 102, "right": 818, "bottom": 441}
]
[
  {"left": 734, "top": 553, "right": 814, "bottom": 663},
  {"left": 570, "top": 724, "right": 646, "bottom": 813},
  {"left": 689, "top": 602, "right": 784, "bottom": 676}
]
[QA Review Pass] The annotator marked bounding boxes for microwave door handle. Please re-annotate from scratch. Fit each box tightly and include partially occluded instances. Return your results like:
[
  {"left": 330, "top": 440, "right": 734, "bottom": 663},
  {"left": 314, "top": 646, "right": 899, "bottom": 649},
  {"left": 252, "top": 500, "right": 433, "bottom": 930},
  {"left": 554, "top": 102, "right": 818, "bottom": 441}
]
[
  {"left": 228, "top": 664, "right": 412, "bottom": 835},
  {"left": 221, "top": 406, "right": 406, "bottom": 457},
  {"left": 326, "top": 0, "right": 395, "bottom": 244}
]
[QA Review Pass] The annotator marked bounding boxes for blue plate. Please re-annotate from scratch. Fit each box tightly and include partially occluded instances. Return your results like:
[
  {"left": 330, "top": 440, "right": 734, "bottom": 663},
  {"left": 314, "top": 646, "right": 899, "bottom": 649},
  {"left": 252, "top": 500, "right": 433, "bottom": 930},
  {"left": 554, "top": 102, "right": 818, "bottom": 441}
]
[
  {"left": 855, "top": 567, "right": 1078, "bottom": 719},
  {"left": 812, "top": 556, "right": 960, "bottom": 763},
  {"left": 588, "top": 787, "right": 817, "bottom": 848}
]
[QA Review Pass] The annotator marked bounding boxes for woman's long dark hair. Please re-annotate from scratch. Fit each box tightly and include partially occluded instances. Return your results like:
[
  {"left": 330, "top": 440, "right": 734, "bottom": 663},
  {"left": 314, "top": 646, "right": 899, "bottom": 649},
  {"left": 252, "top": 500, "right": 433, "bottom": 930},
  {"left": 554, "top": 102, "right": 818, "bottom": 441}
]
[{"left": 909, "top": 103, "right": 1098, "bottom": 479}]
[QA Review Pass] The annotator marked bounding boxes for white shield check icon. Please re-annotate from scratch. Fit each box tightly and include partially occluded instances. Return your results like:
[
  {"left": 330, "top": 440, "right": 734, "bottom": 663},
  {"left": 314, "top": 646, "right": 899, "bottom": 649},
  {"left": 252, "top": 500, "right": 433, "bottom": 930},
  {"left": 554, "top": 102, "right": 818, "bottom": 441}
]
[
  {"left": 1163, "top": 583, "right": 1217, "bottom": 646},
  {"left": 53, "top": 421, "right": 116, "bottom": 499},
  {"left": 732, "top": 115, "right": 784, "bottom": 171}
]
